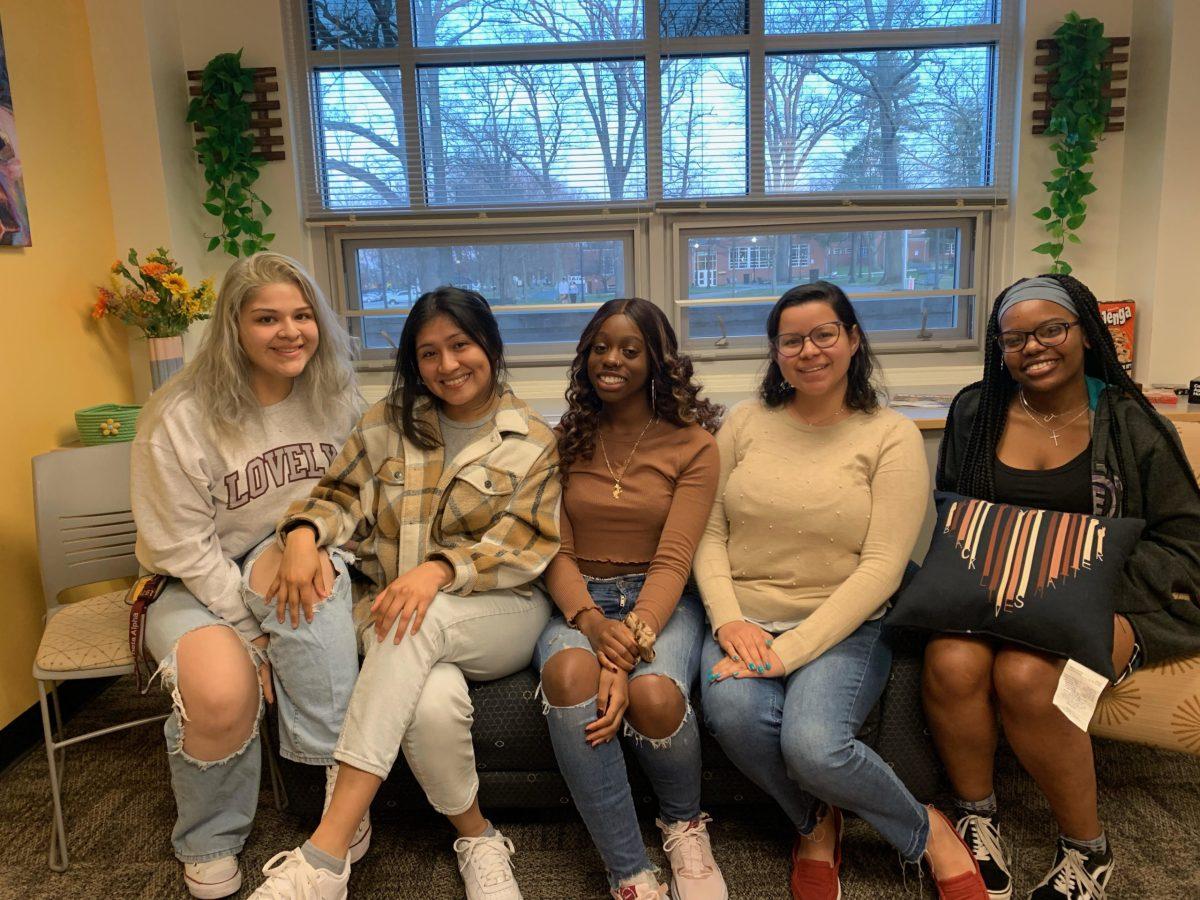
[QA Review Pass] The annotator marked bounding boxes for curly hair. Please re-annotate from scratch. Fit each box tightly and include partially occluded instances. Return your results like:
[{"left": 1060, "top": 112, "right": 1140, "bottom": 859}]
[
  {"left": 943, "top": 273, "right": 1200, "bottom": 510},
  {"left": 758, "top": 280, "right": 882, "bottom": 413},
  {"left": 558, "top": 298, "right": 723, "bottom": 478}
]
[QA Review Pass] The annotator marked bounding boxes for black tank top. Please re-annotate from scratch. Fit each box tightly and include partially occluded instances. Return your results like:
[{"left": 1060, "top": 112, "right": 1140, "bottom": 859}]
[{"left": 993, "top": 445, "right": 1092, "bottom": 514}]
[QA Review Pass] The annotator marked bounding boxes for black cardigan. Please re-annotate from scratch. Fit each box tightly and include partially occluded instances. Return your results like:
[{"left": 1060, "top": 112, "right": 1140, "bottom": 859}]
[{"left": 938, "top": 384, "right": 1200, "bottom": 665}]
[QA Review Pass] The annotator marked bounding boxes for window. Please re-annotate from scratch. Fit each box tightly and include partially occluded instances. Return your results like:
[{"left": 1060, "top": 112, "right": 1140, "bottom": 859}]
[
  {"left": 729, "top": 245, "right": 773, "bottom": 269},
  {"left": 678, "top": 218, "right": 977, "bottom": 350},
  {"left": 287, "top": 0, "right": 1013, "bottom": 360},
  {"left": 340, "top": 231, "right": 632, "bottom": 362}
]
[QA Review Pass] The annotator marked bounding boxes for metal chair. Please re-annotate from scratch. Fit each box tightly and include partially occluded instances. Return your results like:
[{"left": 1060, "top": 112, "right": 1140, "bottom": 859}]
[{"left": 31, "top": 441, "right": 286, "bottom": 872}]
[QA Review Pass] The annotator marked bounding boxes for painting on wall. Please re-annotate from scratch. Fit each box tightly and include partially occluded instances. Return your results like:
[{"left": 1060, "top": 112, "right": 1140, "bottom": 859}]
[{"left": 0, "top": 15, "right": 31, "bottom": 247}]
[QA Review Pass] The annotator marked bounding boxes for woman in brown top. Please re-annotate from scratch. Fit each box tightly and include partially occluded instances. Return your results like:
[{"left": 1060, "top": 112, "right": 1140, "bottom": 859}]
[{"left": 535, "top": 299, "right": 726, "bottom": 900}]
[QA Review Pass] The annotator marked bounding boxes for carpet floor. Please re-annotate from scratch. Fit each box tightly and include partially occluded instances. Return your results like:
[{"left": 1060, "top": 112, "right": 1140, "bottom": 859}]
[{"left": 1, "top": 677, "right": 1197, "bottom": 899}]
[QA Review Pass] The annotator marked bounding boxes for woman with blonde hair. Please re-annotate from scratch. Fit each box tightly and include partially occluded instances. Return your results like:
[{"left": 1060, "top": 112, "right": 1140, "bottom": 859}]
[{"left": 132, "top": 252, "right": 363, "bottom": 899}]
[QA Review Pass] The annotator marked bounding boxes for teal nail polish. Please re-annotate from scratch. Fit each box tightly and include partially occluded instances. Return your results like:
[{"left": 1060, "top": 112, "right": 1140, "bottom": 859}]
[
  {"left": 765, "top": 663, "right": 772, "bottom": 671},
  {"left": 766, "top": 638, "right": 774, "bottom": 647}
]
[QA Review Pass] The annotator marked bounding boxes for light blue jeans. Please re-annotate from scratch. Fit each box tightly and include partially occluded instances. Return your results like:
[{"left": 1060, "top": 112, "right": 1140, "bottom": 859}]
[
  {"left": 534, "top": 575, "right": 706, "bottom": 888},
  {"left": 699, "top": 617, "right": 930, "bottom": 862},
  {"left": 143, "top": 536, "right": 359, "bottom": 863}
]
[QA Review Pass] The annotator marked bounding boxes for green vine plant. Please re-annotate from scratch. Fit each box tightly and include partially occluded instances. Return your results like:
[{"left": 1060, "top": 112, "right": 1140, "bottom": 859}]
[
  {"left": 187, "top": 49, "right": 274, "bottom": 258},
  {"left": 1032, "top": 12, "right": 1112, "bottom": 275}
]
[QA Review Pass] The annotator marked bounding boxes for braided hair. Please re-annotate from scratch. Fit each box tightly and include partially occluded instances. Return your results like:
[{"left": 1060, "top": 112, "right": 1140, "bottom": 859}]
[
  {"left": 558, "top": 298, "right": 723, "bottom": 479},
  {"left": 950, "top": 274, "right": 1199, "bottom": 509}
]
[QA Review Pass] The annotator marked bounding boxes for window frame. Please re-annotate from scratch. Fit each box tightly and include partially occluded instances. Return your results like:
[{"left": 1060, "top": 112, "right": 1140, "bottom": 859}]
[
  {"left": 283, "top": 0, "right": 1019, "bottom": 365},
  {"left": 329, "top": 217, "right": 648, "bottom": 369},
  {"left": 667, "top": 208, "right": 989, "bottom": 357}
]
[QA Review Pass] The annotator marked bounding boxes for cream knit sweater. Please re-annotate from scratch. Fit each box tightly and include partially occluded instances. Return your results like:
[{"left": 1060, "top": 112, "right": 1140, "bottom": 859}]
[{"left": 694, "top": 399, "right": 929, "bottom": 674}]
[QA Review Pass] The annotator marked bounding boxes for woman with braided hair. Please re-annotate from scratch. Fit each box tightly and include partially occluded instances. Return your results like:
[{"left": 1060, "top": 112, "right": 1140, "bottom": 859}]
[
  {"left": 924, "top": 274, "right": 1200, "bottom": 900},
  {"left": 536, "top": 298, "right": 727, "bottom": 900}
]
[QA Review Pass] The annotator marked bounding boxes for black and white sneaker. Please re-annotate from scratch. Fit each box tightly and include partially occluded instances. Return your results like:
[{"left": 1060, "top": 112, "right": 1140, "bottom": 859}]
[
  {"left": 955, "top": 813, "right": 1012, "bottom": 900},
  {"left": 1029, "top": 838, "right": 1113, "bottom": 900}
]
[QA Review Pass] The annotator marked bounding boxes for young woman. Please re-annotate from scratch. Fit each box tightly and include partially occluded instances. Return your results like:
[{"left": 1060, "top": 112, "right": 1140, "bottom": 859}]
[
  {"left": 251, "top": 287, "right": 561, "bottom": 900},
  {"left": 924, "top": 275, "right": 1200, "bottom": 900},
  {"left": 132, "top": 252, "right": 362, "bottom": 899},
  {"left": 695, "top": 282, "right": 989, "bottom": 900},
  {"left": 537, "top": 299, "right": 726, "bottom": 900}
]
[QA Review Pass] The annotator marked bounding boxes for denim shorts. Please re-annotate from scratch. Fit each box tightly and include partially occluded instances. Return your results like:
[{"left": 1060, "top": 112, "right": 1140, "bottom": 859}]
[{"left": 534, "top": 574, "right": 705, "bottom": 697}]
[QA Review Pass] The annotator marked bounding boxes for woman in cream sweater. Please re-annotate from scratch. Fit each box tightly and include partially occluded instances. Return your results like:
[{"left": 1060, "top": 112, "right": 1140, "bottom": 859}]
[{"left": 695, "top": 281, "right": 987, "bottom": 900}]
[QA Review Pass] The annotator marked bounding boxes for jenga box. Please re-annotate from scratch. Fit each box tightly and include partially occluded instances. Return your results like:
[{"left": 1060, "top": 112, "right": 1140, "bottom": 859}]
[{"left": 1099, "top": 300, "right": 1135, "bottom": 375}]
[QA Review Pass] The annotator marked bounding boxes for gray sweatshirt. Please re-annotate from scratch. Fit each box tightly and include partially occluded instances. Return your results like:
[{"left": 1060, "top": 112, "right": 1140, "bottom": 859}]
[{"left": 131, "top": 388, "right": 356, "bottom": 640}]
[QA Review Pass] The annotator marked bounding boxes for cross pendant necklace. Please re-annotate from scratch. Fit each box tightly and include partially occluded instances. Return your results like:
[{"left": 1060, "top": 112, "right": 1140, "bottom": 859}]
[{"left": 1019, "top": 389, "right": 1089, "bottom": 446}]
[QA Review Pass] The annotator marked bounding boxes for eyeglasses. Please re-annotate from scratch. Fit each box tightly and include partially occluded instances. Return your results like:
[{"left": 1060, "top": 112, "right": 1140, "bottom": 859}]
[
  {"left": 995, "top": 320, "right": 1079, "bottom": 354},
  {"left": 772, "top": 322, "right": 846, "bottom": 357}
]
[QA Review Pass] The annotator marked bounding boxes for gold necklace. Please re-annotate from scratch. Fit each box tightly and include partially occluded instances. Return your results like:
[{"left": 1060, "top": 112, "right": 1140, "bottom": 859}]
[
  {"left": 597, "top": 417, "right": 658, "bottom": 500},
  {"left": 1019, "top": 390, "right": 1090, "bottom": 446},
  {"left": 791, "top": 404, "right": 847, "bottom": 427}
]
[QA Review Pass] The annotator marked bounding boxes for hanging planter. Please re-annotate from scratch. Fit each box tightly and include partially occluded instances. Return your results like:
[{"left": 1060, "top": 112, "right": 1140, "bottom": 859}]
[
  {"left": 186, "top": 50, "right": 276, "bottom": 258},
  {"left": 1030, "top": 12, "right": 1128, "bottom": 275}
]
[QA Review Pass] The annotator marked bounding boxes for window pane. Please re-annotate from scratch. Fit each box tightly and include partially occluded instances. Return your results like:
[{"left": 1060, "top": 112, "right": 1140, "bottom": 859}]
[
  {"left": 662, "top": 57, "right": 747, "bottom": 198},
  {"left": 309, "top": 0, "right": 399, "bottom": 49},
  {"left": 316, "top": 69, "right": 409, "bottom": 209},
  {"left": 660, "top": 0, "right": 747, "bottom": 37},
  {"left": 413, "top": 0, "right": 642, "bottom": 47},
  {"left": 765, "top": 47, "right": 992, "bottom": 193},
  {"left": 419, "top": 62, "right": 647, "bottom": 206},
  {"left": 765, "top": 0, "right": 997, "bottom": 35},
  {"left": 683, "top": 226, "right": 967, "bottom": 342},
  {"left": 351, "top": 239, "right": 626, "bottom": 351}
]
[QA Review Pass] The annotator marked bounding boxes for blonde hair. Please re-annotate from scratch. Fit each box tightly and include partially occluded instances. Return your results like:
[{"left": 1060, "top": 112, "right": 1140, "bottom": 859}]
[{"left": 143, "top": 252, "right": 359, "bottom": 433}]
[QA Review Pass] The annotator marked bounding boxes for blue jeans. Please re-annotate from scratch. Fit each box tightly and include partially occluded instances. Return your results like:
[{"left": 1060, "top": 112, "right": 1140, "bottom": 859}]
[
  {"left": 534, "top": 576, "right": 706, "bottom": 887},
  {"left": 700, "top": 617, "right": 929, "bottom": 862},
  {"left": 143, "top": 537, "right": 359, "bottom": 862}
]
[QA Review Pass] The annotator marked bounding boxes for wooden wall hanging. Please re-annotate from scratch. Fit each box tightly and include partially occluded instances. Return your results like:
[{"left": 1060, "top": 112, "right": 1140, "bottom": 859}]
[
  {"left": 186, "top": 66, "right": 286, "bottom": 162},
  {"left": 1031, "top": 37, "right": 1129, "bottom": 135}
]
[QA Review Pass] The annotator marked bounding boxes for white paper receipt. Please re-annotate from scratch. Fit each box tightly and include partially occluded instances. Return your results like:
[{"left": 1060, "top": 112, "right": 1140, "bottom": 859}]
[{"left": 1052, "top": 659, "right": 1111, "bottom": 732}]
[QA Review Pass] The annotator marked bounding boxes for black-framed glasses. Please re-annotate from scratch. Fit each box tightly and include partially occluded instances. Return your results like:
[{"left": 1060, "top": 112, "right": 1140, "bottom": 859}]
[
  {"left": 772, "top": 322, "right": 846, "bottom": 357},
  {"left": 995, "top": 320, "right": 1079, "bottom": 354}
]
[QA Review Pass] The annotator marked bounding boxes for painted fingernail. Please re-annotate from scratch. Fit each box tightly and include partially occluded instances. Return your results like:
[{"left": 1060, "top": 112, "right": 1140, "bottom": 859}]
[
  {"left": 765, "top": 663, "right": 772, "bottom": 671},
  {"left": 732, "top": 655, "right": 740, "bottom": 662},
  {"left": 766, "top": 638, "right": 774, "bottom": 647}
]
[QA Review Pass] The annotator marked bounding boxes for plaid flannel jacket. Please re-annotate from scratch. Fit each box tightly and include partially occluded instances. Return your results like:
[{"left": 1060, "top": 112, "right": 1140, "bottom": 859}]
[{"left": 279, "top": 387, "right": 561, "bottom": 595}]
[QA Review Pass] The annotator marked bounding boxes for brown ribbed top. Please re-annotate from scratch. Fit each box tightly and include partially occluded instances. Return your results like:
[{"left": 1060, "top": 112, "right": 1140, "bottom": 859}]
[{"left": 543, "top": 422, "right": 719, "bottom": 632}]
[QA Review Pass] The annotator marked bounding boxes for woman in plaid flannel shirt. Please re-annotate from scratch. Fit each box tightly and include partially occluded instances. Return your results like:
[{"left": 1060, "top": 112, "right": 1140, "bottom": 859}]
[{"left": 253, "top": 287, "right": 561, "bottom": 900}]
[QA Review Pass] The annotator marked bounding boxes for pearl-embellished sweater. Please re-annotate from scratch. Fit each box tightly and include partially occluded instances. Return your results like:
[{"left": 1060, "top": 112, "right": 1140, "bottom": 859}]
[{"left": 694, "top": 399, "right": 929, "bottom": 674}]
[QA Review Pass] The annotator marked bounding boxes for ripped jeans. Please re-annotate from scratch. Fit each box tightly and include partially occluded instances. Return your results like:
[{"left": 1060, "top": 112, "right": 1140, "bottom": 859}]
[
  {"left": 143, "top": 537, "right": 358, "bottom": 863},
  {"left": 533, "top": 576, "right": 705, "bottom": 888}
]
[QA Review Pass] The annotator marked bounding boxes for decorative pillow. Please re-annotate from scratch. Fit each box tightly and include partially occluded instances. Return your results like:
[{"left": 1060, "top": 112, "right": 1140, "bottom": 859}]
[{"left": 888, "top": 492, "right": 1145, "bottom": 679}]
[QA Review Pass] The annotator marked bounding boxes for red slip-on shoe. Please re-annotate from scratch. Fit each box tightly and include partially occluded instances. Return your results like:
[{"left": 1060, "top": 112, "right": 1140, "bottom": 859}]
[
  {"left": 925, "top": 806, "right": 990, "bottom": 900},
  {"left": 789, "top": 806, "right": 843, "bottom": 900}
]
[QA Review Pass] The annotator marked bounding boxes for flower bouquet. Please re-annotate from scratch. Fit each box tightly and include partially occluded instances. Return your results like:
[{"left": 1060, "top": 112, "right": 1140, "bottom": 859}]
[{"left": 93, "top": 247, "right": 216, "bottom": 388}]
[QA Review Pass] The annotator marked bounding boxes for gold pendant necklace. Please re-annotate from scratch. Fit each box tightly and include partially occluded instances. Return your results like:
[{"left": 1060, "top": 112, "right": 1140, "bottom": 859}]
[{"left": 597, "top": 416, "right": 658, "bottom": 500}]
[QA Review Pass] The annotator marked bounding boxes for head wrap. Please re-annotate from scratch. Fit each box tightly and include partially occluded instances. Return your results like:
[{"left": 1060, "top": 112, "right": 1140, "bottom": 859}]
[{"left": 996, "top": 276, "right": 1077, "bottom": 322}]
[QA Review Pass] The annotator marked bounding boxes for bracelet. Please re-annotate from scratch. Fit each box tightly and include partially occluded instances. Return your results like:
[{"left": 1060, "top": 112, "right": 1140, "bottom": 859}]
[
  {"left": 567, "top": 605, "right": 601, "bottom": 630},
  {"left": 622, "top": 611, "right": 657, "bottom": 663}
]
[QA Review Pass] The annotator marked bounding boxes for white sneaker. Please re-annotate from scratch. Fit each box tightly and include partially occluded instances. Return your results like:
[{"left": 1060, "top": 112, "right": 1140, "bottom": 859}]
[
  {"left": 184, "top": 855, "right": 241, "bottom": 899},
  {"left": 324, "top": 764, "right": 372, "bottom": 864},
  {"left": 454, "top": 830, "right": 522, "bottom": 899},
  {"left": 248, "top": 848, "right": 350, "bottom": 900},
  {"left": 611, "top": 871, "right": 671, "bottom": 900},
  {"left": 658, "top": 815, "right": 727, "bottom": 900}
]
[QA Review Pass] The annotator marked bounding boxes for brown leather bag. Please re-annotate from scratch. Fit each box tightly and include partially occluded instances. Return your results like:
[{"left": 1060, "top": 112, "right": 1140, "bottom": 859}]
[{"left": 126, "top": 574, "right": 168, "bottom": 693}]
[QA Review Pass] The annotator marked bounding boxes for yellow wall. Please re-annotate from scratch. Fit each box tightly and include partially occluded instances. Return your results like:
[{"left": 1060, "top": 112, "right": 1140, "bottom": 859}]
[{"left": 0, "top": 1, "right": 133, "bottom": 730}]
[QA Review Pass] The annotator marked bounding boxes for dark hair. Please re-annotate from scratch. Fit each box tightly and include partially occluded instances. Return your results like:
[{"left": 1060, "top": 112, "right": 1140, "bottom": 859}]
[
  {"left": 758, "top": 280, "right": 882, "bottom": 412},
  {"left": 558, "top": 298, "right": 724, "bottom": 476},
  {"left": 948, "top": 273, "right": 1199, "bottom": 507},
  {"left": 388, "top": 286, "right": 505, "bottom": 449}
]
